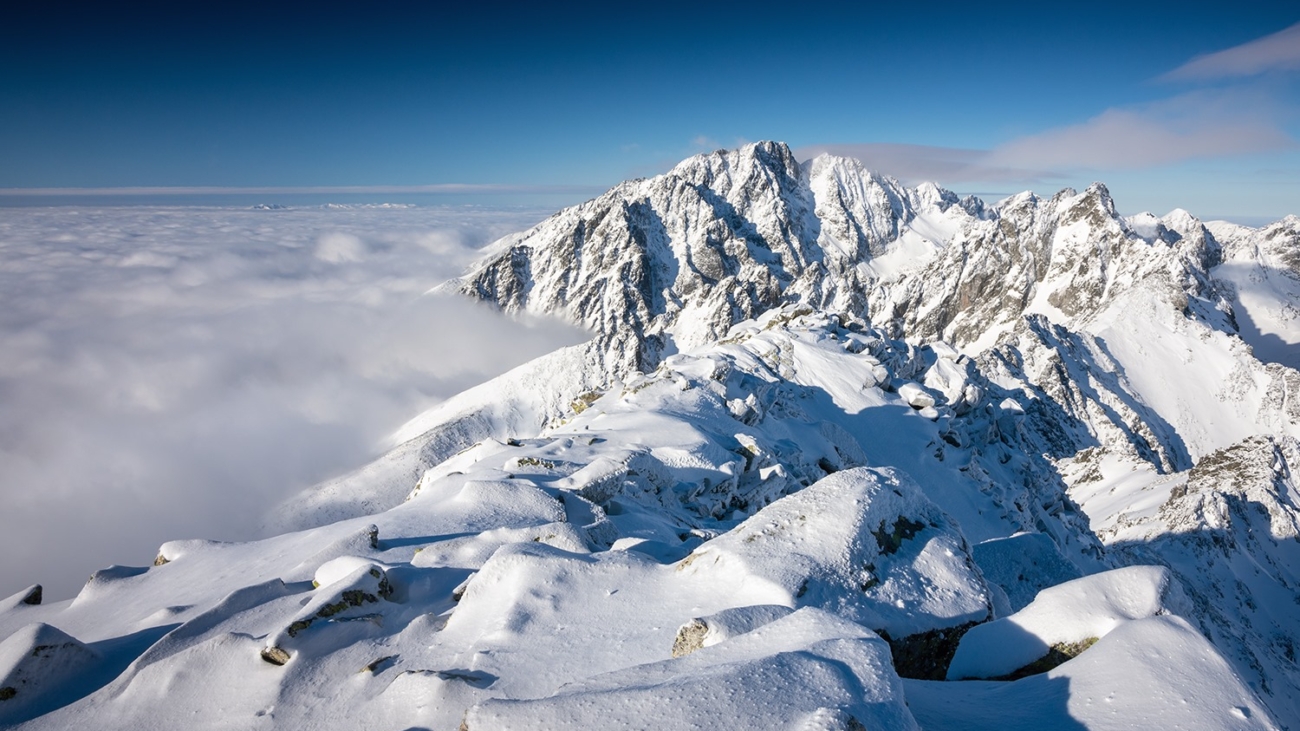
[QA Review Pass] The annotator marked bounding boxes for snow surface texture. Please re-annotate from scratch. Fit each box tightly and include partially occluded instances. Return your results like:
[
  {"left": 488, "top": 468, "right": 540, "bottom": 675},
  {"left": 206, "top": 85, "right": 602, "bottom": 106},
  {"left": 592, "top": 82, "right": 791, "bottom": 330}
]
[{"left": 2, "top": 142, "right": 1298, "bottom": 729}]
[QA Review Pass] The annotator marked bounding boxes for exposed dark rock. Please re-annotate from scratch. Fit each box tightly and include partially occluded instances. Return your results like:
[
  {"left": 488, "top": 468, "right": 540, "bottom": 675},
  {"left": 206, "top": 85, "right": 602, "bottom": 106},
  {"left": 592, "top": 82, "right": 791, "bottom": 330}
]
[
  {"left": 879, "top": 621, "right": 980, "bottom": 680},
  {"left": 994, "top": 637, "right": 1099, "bottom": 680},
  {"left": 260, "top": 646, "right": 291, "bottom": 666},
  {"left": 19, "top": 586, "right": 40, "bottom": 606}
]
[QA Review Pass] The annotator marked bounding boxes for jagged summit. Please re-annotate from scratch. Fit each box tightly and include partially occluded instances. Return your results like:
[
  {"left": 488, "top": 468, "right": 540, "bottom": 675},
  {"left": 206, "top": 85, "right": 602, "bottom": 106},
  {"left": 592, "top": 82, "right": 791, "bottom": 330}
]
[
  {"left": 441, "top": 141, "right": 982, "bottom": 377},
  {"left": 445, "top": 143, "right": 1241, "bottom": 375}
]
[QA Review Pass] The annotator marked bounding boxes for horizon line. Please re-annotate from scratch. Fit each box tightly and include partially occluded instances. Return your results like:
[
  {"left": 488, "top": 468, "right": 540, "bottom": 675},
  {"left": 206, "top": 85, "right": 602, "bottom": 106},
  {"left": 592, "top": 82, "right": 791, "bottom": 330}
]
[{"left": 0, "top": 183, "right": 609, "bottom": 196}]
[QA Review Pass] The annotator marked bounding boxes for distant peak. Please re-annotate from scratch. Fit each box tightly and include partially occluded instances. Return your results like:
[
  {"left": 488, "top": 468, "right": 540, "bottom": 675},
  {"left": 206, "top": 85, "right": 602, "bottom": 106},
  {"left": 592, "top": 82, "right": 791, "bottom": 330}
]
[{"left": 671, "top": 140, "right": 801, "bottom": 181}]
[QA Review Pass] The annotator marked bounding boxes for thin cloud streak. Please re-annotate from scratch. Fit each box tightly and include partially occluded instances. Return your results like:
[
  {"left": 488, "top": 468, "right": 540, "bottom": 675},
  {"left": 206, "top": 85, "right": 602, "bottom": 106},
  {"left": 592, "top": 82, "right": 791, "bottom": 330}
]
[
  {"left": 985, "top": 92, "right": 1296, "bottom": 171},
  {"left": 794, "top": 143, "right": 1059, "bottom": 184},
  {"left": 801, "top": 91, "right": 1295, "bottom": 184},
  {"left": 1162, "top": 21, "right": 1300, "bottom": 81}
]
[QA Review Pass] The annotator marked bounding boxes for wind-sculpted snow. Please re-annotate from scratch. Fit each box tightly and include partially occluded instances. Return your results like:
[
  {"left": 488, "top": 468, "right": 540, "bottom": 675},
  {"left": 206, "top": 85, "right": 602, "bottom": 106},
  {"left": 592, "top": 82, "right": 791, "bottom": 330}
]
[
  {"left": 3, "top": 142, "right": 1300, "bottom": 729},
  {"left": 465, "top": 609, "right": 920, "bottom": 731}
]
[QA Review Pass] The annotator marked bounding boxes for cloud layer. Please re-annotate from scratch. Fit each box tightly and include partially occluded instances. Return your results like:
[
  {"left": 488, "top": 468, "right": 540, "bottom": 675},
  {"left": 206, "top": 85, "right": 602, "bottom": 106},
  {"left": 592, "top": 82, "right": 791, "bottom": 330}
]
[
  {"left": 0, "top": 205, "right": 587, "bottom": 600},
  {"left": 0, "top": 184, "right": 606, "bottom": 197}
]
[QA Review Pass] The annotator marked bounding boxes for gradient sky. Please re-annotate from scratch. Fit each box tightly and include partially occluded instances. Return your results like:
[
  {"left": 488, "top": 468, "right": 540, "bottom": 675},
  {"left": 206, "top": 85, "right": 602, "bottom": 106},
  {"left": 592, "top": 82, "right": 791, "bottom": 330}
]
[{"left": 3, "top": 1, "right": 1298, "bottom": 220}]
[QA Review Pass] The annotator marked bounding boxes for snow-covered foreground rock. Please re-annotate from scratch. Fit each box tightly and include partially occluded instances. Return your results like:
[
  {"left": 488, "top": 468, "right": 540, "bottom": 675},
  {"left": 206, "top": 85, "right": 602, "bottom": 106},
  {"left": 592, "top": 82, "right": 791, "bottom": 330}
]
[{"left": 3, "top": 142, "right": 1299, "bottom": 729}]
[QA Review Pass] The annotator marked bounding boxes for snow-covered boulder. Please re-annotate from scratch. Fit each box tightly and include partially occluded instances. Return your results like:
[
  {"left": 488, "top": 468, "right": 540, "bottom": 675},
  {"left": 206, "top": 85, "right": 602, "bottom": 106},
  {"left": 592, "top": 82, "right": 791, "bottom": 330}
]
[
  {"left": 262, "top": 563, "right": 394, "bottom": 665},
  {"left": 0, "top": 623, "right": 99, "bottom": 724},
  {"left": 312, "top": 555, "right": 390, "bottom": 589},
  {"left": 464, "top": 608, "right": 920, "bottom": 731},
  {"left": 0, "top": 585, "right": 42, "bottom": 612},
  {"left": 895, "top": 381, "right": 935, "bottom": 410},
  {"left": 946, "top": 565, "right": 1190, "bottom": 680},
  {"left": 679, "top": 467, "right": 991, "bottom": 677},
  {"left": 909, "top": 615, "right": 1277, "bottom": 731},
  {"left": 670, "top": 604, "right": 794, "bottom": 657}
]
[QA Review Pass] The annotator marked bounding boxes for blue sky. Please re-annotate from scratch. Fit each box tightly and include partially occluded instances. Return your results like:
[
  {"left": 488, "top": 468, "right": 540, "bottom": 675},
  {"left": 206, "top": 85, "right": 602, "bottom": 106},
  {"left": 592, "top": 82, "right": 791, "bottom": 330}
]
[{"left": 3, "top": 1, "right": 1298, "bottom": 220}]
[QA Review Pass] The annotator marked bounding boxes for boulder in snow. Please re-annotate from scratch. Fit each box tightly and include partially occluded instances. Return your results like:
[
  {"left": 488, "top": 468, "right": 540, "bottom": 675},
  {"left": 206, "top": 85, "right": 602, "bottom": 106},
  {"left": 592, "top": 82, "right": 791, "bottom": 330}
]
[
  {"left": 671, "top": 604, "right": 794, "bottom": 657},
  {"left": 0, "top": 623, "right": 100, "bottom": 723},
  {"left": 947, "top": 565, "right": 1190, "bottom": 680}
]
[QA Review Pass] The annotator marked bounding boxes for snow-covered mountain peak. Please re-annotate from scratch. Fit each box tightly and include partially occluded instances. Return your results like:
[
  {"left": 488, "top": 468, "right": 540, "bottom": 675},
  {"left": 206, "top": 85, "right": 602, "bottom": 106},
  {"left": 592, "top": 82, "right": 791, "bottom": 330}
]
[
  {"left": 5, "top": 142, "right": 1299, "bottom": 730},
  {"left": 443, "top": 142, "right": 994, "bottom": 380},
  {"left": 670, "top": 140, "right": 805, "bottom": 188}
]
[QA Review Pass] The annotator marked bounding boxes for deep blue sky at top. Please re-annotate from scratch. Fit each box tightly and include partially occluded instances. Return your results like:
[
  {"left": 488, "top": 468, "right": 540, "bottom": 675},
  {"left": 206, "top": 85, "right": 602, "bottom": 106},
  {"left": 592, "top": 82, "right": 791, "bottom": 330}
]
[{"left": 3, "top": 1, "right": 1298, "bottom": 219}]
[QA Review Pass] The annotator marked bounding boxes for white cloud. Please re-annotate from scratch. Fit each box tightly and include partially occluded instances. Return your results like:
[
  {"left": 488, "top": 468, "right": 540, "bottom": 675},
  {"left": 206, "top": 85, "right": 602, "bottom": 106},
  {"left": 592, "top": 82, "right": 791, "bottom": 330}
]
[
  {"left": 984, "top": 91, "right": 1295, "bottom": 171},
  {"left": 793, "top": 142, "right": 1056, "bottom": 184},
  {"left": 1162, "top": 21, "right": 1300, "bottom": 81},
  {"left": 0, "top": 205, "right": 588, "bottom": 600},
  {"left": 799, "top": 91, "right": 1294, "bottom": 184},
  {"left": 314, "top": 231, "right": 366, "bottom": 263}
]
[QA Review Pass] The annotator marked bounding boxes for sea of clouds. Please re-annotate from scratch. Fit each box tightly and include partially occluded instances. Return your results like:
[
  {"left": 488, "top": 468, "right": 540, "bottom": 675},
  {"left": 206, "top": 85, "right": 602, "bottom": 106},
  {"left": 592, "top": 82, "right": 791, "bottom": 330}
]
[{"left": 0, "top": 204, "right": 587, "bottom": 600}]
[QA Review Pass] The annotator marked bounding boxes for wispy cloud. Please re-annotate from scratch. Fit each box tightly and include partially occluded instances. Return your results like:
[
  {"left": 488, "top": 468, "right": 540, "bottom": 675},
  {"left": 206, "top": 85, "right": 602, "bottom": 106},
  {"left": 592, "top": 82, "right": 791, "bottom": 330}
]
[
  {"left": 1161, "top": 21, "right": 1300, "bottom": 81},
  {"left": 801, "top": 22, "right": 1300, "bottom": 188},
  {"left": 984, "top": 91, "right": 1295, "bottom": 171},
  {"left": 691, "top": 135, "right": 719, "bottom": 150},
  {"left": 800, "top": 90, "right": 1294, "bottom": 184},
  {"left": 793, "top": 142, "right": 1057, "bottom": 184}
]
